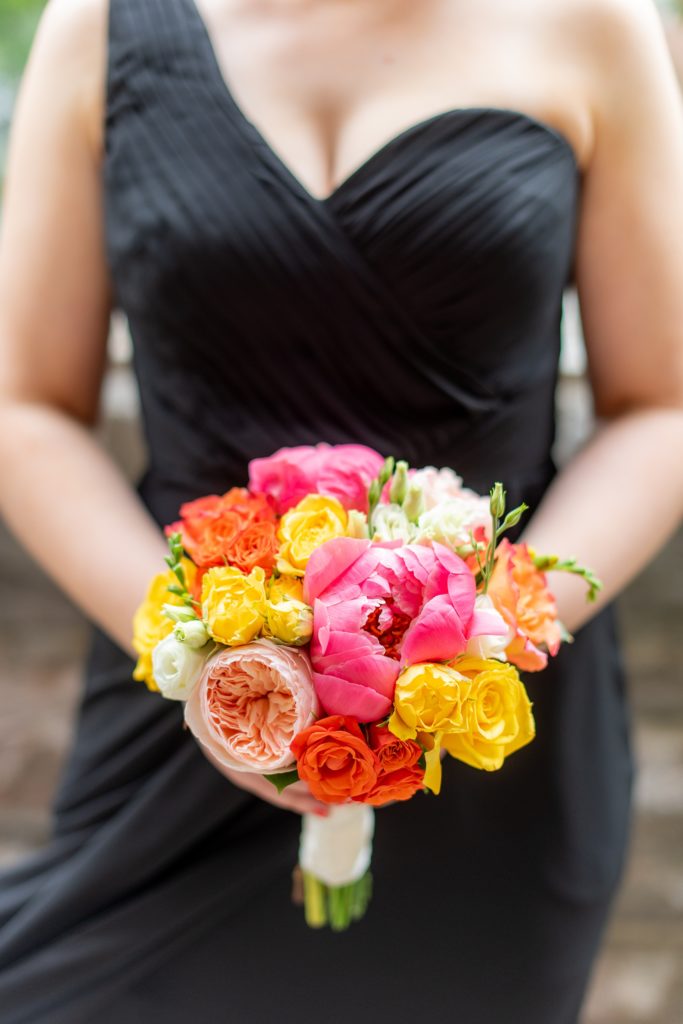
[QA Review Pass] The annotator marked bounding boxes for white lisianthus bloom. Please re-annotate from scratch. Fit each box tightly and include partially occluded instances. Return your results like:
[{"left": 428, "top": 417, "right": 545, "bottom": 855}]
[
  {"left": 370, "top": 503, "right": 417, "bottom": 542},
  {"left": 415, "top": 495, "right": 492, "bottom": 552},
  {"left": 152, "top": 634, "right": 209, "bottom": 701},
  {"left": 465, "top": 594, "right": 511, "bottom": 661}
]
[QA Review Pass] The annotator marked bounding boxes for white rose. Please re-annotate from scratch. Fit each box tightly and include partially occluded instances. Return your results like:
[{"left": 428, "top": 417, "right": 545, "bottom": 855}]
[
  {"left": 151, "top": 634, "right": 209, "bottom": 701},
  {"left": 370, "top": 503, "right": 416, "bottom": 542},
  {"left": 465, "top": 594, "right": 511, "bottom": 661}
]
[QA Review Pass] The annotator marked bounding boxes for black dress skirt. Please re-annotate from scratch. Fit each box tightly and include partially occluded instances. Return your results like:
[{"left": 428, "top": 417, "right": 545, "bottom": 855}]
[{"left": 0, "top": 1, "right": 633, "bottom": 1020}]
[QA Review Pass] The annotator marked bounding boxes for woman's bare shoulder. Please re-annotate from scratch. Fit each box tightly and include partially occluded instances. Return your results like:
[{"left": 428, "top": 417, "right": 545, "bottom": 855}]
[
  {"left": 26, "top": 0, "right": 109, "bottom": 150},
  {"left": 543, "top": 0, "right": 679, "bottom": 163}
]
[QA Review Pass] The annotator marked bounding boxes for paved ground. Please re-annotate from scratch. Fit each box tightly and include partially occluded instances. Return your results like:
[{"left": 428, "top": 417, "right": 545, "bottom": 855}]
[{"left": 0, "top": 374, "right": 681, "bottom": 1021}]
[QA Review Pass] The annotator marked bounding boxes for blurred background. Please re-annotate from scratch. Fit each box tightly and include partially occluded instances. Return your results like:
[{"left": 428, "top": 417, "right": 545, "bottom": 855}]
[{"left": 1, "top": 2, "right": 682, "bottom": 1020}]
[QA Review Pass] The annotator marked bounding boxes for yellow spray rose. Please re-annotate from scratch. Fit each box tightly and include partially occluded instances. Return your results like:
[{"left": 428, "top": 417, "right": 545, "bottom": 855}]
[
  {"left": 202, "top": 565, "right": 267, "bottom": 646},
  {"left": 276, "top": 495, "right": 348, "bottom": 576},
  {"left": 132, "top": 561, "right": 196, "bottom": 692},
  {"left": 263, "top": 597, "right": 314, "bottom": 646},
  {"left": 443, "top": 657, "right": 536, "bottom": 772},
  {"left": 389, "top": 663, "right": 471, "bottom": 795},
  {"left": 389, "top": 663, "right": 471, "bottom": 740},
  {"left": 267, "top": 575, "right": 305, "bottom": 603}
]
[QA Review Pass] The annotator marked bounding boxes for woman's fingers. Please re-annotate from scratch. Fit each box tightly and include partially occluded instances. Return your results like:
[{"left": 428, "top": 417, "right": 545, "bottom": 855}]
[{"left": 220, "top": 766, "right": 329, "bottom": 816}]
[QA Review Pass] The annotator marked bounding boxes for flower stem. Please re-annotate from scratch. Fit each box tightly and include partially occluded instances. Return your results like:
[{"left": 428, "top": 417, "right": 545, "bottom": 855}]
[
  {"left": 301, "top": 872, "right": 373, "bottom": 931},
  {"left": 302, "top": 871, "right": 327, "bottom": 929}
]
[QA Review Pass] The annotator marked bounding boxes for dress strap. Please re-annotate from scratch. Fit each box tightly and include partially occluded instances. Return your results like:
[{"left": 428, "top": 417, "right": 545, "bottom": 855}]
[{"left": 106, "top": 0, "right": 211, "bottom": 129}]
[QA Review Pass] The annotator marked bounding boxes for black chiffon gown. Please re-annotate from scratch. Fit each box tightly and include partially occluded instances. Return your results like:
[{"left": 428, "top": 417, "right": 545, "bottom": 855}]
[{"left": 0, "top": 1, "right": 634, "bottom": 1021}]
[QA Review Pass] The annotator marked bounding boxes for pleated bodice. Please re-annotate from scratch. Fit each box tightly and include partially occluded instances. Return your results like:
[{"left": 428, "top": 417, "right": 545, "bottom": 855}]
[{"left": 104, "top": 0, "right": 580, "bottom": 523}]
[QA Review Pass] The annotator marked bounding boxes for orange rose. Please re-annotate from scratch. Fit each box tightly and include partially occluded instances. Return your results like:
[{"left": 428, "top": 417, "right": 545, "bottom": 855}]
[
  {"left": 227, "top": 520, "right": 279, "bottom": 575},
  {"left": 291, "top": 715, "right": 379, "bottom": 804},
  {"left": 363, "top": 765, "right": 425, "bottom": 806},
  {"left": 174, "top": 511, "right": 243, "bottom": 568},
  {"left": 487, "top": 539, "right": 562, "bottom": 671},
  {"left": 362, "top": 725, "right": 425, "bottom": 806},
  {"left": 367, "top": 724, "right": 423, "bottom": 772},
  {"left": 220, "top": 488, "right": 277, "bottom": 527},
  {"left": 166, "top": 489, "right": 277, "bottom": 569}
]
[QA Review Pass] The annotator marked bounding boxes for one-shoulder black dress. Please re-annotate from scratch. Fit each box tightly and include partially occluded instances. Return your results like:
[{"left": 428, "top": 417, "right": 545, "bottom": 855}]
[{"left": 0, "top": 1, "right": 634, "bottom": 1021}]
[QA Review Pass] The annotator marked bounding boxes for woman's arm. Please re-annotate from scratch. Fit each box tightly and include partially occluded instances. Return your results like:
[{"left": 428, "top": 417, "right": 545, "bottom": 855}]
[
  {"left": 0, "top": 0, "right": 167, "bottom": 654},
  {"left": 522, "top": 0, "right": 683, "bottom": 631},
  {"left": 0, "top": 0, "right": 326, "bottom": 816}
]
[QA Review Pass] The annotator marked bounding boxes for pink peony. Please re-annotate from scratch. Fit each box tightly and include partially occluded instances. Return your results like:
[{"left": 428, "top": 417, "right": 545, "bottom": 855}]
[
  {"left": 184, "top": 640, "right": 319, "bottom": 774},
  {"left": 303, "top": 538, "right": 506, "bottom": 722},
  {"left": 248, "top": 444, "right": 385, "bottom": 514}
]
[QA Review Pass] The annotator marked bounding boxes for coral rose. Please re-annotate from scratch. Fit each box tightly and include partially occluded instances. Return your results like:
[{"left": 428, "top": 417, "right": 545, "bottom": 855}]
[
  {"left": 303, "top": 537, "right": 506, "bottom": 722},
  {"left": 443, "top": 656, "right": 536, "bottom": 771},
  {"left": 291, "top": 715, "right": 379, "bottom": 804},
  {"left": 248, "top": 443, "right": 385, "bottom": 514},
  {"left": 487, "top": 539, "right": 562, "bottom": 671},
  {"left": 184, "top": 640, "right": 318, "bottom": 773}
]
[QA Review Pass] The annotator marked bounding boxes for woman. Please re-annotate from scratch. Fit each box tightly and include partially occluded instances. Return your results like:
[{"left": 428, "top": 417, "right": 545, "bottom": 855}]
[{"left": 0, "top": 0, "right": 682, "bottom": 1020}]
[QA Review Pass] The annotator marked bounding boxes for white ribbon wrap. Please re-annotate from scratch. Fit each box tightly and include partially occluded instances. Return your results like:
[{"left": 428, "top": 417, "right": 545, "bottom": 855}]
[{"left": 299, "top": 804, "right": 375, "bottom": 887}]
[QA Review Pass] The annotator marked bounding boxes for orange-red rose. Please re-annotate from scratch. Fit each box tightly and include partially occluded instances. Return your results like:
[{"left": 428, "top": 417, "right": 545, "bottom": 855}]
[
  {"left": 291, "top": 715, "right": 379, "bottom": 804},
  {"left": 166, "top": 488, "right": 278, "bottom": 571},
  {"left": 228, "top": 520, "right": 278, "bottom": 575},
  {"left": 364, "top": 725, "right": 425, "bottom": 806}
]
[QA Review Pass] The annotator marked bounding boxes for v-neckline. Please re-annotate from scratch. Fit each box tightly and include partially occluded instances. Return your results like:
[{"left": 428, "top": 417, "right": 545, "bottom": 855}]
[{"left": 184, "top": 0, "right": 580, "bottom": 204}]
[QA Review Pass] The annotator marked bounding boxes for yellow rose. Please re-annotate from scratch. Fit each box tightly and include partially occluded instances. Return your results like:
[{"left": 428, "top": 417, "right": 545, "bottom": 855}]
[
  {"left": 267, "top": 575, "right": 305, "bottom": 603},
  {"left": 443, "top": 657, "right": 535, "bottom": 772},
  {"left": 263, "top": 597, "right": 314, "bottom": 646},
  {"left": 389, "top": 663, "right": 471, "bottom": 795},
  {"left": 132, "top": 561, "right": 196, "bottom": 691},
  {"left": 389, "top": 663, "right": 471, "bottom": 740},
  {"left": 276, "top": 495, "right": 348, "bottom": 576},
  {"left": 202, "top": 565, "right": 267, "bottom": 646}
]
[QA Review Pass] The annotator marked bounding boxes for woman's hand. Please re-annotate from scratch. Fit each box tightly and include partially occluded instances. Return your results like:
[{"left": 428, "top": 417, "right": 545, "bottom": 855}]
[{"left": 197, "top": 741, "right": 330, "bottom": 816}]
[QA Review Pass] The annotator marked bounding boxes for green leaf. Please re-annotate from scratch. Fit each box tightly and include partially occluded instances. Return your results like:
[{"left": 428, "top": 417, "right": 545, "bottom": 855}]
[{"left": 264, "top": 769, "right": 300, "bottom": 795}]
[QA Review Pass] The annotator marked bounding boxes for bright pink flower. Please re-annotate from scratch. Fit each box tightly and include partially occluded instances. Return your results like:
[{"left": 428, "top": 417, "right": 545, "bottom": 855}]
[
  {"left": 248, "top": 444, "right": 384, "bottom": 514},
  {"left": 304, "top": 538, "right": 506, "bottom": 722}
]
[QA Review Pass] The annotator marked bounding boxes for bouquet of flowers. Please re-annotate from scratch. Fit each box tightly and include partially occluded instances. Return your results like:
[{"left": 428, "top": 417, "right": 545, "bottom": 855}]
[{"left": 132, "top": 445, "right": 600, "bottom": 930}]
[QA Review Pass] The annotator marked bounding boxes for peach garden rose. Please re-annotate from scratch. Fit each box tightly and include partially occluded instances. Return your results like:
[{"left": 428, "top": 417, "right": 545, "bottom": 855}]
[{"left": 184, "top": 640, "right": 319, "bottom": 774}]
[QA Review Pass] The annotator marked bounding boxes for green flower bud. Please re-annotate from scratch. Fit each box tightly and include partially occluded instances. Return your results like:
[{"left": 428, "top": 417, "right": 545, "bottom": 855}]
[
  {"left": 174, "top": 619, "right": 210, "bottom": 649},
  {"left": 378, "top": 456, "right": 396, "bottom": 487},
  {"left": 402, "top": 481, "right": 425, "bottom": 524},
  {"left": 368, "top": 479, "right": 381, "bottom": 507},
  {"left": 389, "top": 461, "right": 409, "bottom": 505},
  {"left": 489, "top": 483, "right": 506, "bottom": 519},
  {"left": 347, "top": 509, "right": 370, "bottom": 539}
]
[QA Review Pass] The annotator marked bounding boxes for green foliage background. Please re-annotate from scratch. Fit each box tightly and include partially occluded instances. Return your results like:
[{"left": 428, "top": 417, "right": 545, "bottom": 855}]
[{"left": 0, "top": 0, "right": 45, "bottom": 186}]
